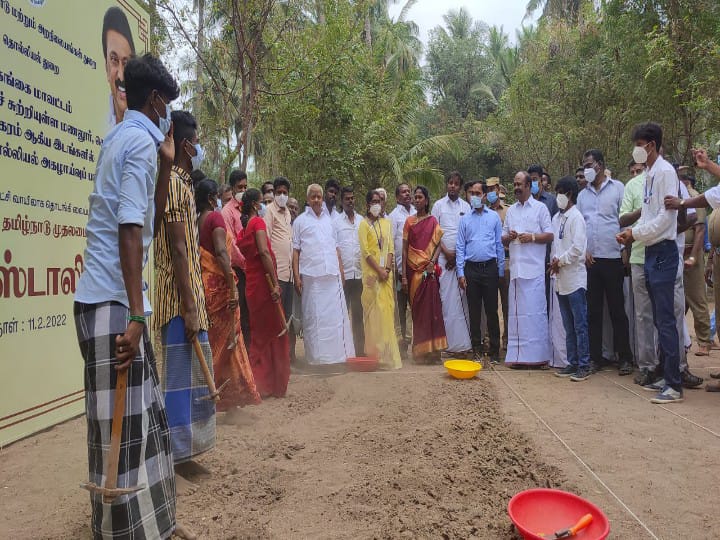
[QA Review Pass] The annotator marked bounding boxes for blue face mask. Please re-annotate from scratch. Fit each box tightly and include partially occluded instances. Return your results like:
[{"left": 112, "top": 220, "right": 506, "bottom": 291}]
[
  {"left": 531, "top": 180, "right": 540, "bottom": 195},
  {"left": 153, "top": 94, "right": 172, "bottom": 136},
  {"left": 191, "top": 143, "right": 205, "bottom": 171},
  {"left": 486, "top": 191, "right": 498, "bottom": 204},
  {"left": 258, "top": 202, "right": 267, "bottom": 218},
  {"left": 470, "top": 195, "right": 483, "bottom": 209}
]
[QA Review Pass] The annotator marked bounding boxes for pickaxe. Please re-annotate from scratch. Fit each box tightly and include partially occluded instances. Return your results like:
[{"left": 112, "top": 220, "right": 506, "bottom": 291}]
[
  {"left": 80, "top": 368, "right": 145, "bottom": 502},
  {"left": 265, "top": 273, "right": 291, "bottom": 337},
  {"left": 192, "top": 337, "right": 229, "bottom": 402}
]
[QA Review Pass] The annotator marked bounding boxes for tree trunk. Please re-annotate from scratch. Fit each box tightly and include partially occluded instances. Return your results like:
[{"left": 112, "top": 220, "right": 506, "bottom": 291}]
[
  {"left": 194, "top": 0, "right": 205, "bottom": 117},
  {"left": 365, "top": 14, "right": 372, "bottom": 47}
]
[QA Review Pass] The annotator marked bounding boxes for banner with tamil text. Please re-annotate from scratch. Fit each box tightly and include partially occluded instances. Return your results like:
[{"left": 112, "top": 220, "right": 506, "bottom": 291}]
[{"left": 0, "top": 0, "right": 150, "bottom": 446}]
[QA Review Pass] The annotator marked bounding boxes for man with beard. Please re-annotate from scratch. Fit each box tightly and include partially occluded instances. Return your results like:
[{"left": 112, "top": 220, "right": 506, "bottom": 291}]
[
  {"left": 502, "top": 171, "right": 554, "bottom": 367},
  {"left": 324, "top": 178, "right": 341, "bottom": 218},
  {"left": 223, "top": 169, "right": 250, "bottom": 345},
  {"left": 431, "top": 171, "right": 472, "bottom": 357},
  {"left": 389, "top": 183, "right": 416, "bottom": 353},
  {"left": 102, "top": 7, "right": 135, "bottom": 127},
  {"left": 334, "top": 186, "right": 365, "bottom": 356}
]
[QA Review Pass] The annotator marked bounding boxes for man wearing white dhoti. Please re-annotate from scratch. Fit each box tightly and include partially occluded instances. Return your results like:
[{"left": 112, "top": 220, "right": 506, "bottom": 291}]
[
  {"left": 431, "top": 171, "right": 472, "bottom": 356},
  {"left": 502, "top": 171, "right": 554, "bottom": 366},
  {"left": 292, "top": 184, "right": 355, "bottom": 365}
]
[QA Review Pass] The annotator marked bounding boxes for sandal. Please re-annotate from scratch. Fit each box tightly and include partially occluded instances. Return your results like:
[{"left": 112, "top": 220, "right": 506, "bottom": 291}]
[{"left": 695, "top": 345, "right": 710, "bottom": 356}]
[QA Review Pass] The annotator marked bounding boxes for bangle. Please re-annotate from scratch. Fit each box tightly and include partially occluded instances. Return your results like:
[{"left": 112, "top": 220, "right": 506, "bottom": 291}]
[
  {"left": 688, "top": 256, "right": 696, "bottom": 262},
  {"left": 128, "top": 315, "right": 146, "bottom": 324}
]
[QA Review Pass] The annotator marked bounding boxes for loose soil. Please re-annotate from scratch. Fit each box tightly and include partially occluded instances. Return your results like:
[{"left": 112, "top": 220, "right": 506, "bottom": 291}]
[{"left": 1, "top": 367, "right": 572, "bottom": 540}]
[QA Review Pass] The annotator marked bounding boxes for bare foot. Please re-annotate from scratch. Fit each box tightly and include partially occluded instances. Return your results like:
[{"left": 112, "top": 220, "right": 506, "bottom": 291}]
[
  {"left": 174, "top": 522, "right": 197, "bottom": 539},
  {"left": 174, "top": 474, "right": 198, "bottom": 497},
  {"left": 175, "top": 460, "right": 211, "bottom": 478}
]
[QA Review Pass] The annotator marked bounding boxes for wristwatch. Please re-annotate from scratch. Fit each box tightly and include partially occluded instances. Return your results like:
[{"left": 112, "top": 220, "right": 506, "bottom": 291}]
[
  {"left": 680, "top": 199, "right": 685, "bottom": 207},
  {"left": 531, "top": 233, "right": 536, "bottom": 243}
]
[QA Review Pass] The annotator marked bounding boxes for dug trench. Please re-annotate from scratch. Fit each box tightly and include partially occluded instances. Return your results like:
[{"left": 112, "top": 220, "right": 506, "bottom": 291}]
[{"left": 1, "top": 368, "right": 573, "bottom": 539}]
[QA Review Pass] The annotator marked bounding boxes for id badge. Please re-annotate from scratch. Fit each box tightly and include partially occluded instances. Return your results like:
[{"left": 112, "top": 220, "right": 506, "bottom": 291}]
[{"left": 380, "top": 255, "right": 386, "bottom": 267}]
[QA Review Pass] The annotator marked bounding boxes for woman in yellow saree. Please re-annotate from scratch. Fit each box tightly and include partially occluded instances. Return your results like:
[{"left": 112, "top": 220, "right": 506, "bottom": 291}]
[
  {"left": 195, "top": 179, "right": 261, "bottom": 410},
  {"left": 401, "top": 186, "right": 447, "bottom": 362},
  {"left": 358, "top": 189, "right": 402, "bottom": 369}
]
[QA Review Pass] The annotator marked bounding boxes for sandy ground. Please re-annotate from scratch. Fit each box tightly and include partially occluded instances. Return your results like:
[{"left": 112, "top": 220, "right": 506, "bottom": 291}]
[{"left": 1, "top": 346, "right": 718, "bottom": 539}]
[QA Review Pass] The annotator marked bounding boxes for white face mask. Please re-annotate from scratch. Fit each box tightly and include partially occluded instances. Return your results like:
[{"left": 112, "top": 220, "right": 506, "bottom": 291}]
[
  {"left": 632, "top": 145, "right": 648, "bottom": 164},
  {"left": 275, "top": 193, "right": 288, "bottom": 208},
  {"left": 190, "top": 143, "right": 205, "bottom": 171},
  {"left": 583, "top": 167, "right": 597, "bottom": 184},
  {"left": 556, "top": 193, "right": 569, "bottom": 210},
  {"left": 369, "top": 203, "right": 381, "bottom": 217},
  {"left": 235, "top": 192, "right": 243, "bottom": 203},
  {"left": 258, "top": 203, "right": 267, "bottom": 218}
]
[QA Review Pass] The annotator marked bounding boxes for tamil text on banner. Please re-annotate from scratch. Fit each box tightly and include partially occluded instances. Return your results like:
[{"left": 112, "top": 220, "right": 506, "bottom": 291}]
[{"left": 0, "top": 0, "right": 150, "bottom": 446}]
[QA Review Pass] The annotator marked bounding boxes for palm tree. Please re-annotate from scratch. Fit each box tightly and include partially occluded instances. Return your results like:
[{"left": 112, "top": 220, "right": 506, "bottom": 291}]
[{"left": 525, "top": 0, "right": 583, "bottom": 21}]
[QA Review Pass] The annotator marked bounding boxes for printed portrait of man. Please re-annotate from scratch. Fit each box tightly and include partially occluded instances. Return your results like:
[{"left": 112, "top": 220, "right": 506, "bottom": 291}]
[{"left": 102, "top": 6, "right": 136, "bottom": 127}]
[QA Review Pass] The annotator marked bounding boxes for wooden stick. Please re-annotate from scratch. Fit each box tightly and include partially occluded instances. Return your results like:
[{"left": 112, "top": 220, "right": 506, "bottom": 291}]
[
  {"left": 265, "top": 273, "right": 289, "bottom": 336},
  {"left": 192, "top": 337, "right": 221, "bottom": 402},
  {"left": 103, "top": 368, "right": 128, "bottom": 503}
]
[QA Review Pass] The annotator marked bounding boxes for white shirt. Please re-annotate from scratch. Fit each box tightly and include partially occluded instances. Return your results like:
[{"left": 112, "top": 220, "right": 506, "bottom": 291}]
[
  {"left": 502, "top": 197, "right": 553, "bottom": 280},
  {"left": 676, "top": 182, "right": 696, "bottom": 252},
  {"left": 704, "top": 184, "right": 720, "bottom": 209},
  {"left": 633, "top": 155, "right": 679, "bottom": 247},
  {"left": 431, "top": 195, "right": 471, "bottom": 252},
  {"left": 389, "top": 204, "right": 416, "bottom": 271},
  {"left": 333, "top": 211, "right": 364, "bottom": 279},
  {"left": 292, "top": 206, "right": 340, "bottom": 277},
  {"left": 551, "top": 205, "right": 587, "bottom": 295}
]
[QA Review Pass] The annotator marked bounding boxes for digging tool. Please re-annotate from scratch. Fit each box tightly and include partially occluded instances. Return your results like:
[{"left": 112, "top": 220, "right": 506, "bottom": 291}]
[
  {"left": 192, "top": 336, "right": 229, "bottom": 402},
  {"left": 80, "top": 369, "right": 145, "bottom": 502},
  {"left": 265, "top": 273, "right": 291, "bottom": 337},
  {"left": 538, "top": 513, "right": 593, "bottom": 539}
]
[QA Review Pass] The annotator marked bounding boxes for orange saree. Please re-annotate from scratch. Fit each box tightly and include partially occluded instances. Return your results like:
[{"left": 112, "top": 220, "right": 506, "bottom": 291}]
[{"left": 200, "top": 231, "right": 261, "bottom": 411}]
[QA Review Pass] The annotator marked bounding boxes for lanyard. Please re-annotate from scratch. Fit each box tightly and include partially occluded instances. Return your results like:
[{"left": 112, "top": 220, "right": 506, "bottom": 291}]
[
  {"left": 371, "top": 220, "right": 383, "bottom": 251},
  {"left": 644, "top": 174, "right": 654, "bottom": 204},
  {"left": 559, "top": 215, "right": 568, "bottom": 239}
]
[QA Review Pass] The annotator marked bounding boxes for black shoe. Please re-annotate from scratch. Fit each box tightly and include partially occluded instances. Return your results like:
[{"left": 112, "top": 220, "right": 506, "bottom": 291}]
[
  {"left": 618, "top": 361, "right": 633, "bottom": 376},
  {"left": 681, "top": 369, "right": 704, "bottom": 389},
  {"left": 570, "top": 367, "right": 591, "bottom": 382},
  {"left": 634, "top": 369, "right": 657, "bottom": 386},
  {"left": 555, "top": 365, "right": 577, "bottom": 378}
]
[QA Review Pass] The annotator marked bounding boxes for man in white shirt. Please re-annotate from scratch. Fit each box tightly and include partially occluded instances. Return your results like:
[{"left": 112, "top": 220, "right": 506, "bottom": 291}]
[
  {"left": 334, "top": 186, "right": 365, "bottom": 356},
  {"left": 293, "top": 184, "right": 355, "bottom": 365},
  {"left": 431, "top": 171, "right": 472, "bottom": 356},
  {"left": 502, "top": 171, "right": 554, "bottom": 367},
  {"left": 389, "top": 183, "right": 416, "bottom": 350},
  {"left": 550, "top": 177, "right": 590, "bottom": 381},
  {"left": 617, "top": 122, "right": 683, "bottom": 403}
]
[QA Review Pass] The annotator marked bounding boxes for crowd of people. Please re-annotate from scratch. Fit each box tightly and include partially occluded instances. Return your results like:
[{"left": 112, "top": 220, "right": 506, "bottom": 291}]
[{"left": 72, "top": 52, "right": 720, "bottom": 539}]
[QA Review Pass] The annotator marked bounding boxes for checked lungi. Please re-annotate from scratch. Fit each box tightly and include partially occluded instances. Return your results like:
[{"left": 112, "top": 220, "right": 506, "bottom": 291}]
[
  {"left": 74, "top": 301, "right": 176, "bottom": 540},
  {"left": 161, "top": 316, "right": 216, "bottom": 463}
]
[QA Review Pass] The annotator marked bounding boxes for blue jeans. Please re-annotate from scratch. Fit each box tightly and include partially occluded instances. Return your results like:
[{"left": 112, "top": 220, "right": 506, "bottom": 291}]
[
  {"left": 645, "top": 239, "right": 681, "bottom": 392},
  {"left": 557, "top": 288, "right": 589, "bottom": 369}
]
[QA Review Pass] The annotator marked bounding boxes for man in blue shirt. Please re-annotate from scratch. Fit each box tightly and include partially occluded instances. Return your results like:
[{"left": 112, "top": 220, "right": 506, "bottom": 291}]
[
  {"left": 74, "top": 54, "right": 193, "bottom": 539},
  {"left": 456, "top": 181, "right": 505, "bottom": 364},
  {"left": 577, "top": 148, "right": 634, "bottom": 376}
]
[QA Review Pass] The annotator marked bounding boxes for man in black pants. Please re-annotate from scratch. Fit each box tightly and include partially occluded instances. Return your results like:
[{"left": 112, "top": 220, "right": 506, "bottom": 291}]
[
  {"left": 455, "top": 181, "right": 505, "bottom": 365},
  {"left": 577, "top": 148, "right": 634, "bottom": 374}
]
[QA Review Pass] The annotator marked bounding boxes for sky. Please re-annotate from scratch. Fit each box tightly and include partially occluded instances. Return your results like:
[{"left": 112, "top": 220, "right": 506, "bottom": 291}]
[{"left": 389, "top": 0, "right": 539, "bottom": 49}]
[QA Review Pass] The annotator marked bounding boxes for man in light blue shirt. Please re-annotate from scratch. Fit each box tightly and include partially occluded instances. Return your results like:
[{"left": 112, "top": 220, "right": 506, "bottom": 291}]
[
  {"left": 577, "top": 148, "right": 634, "bottom": 375},
  {"left": 456, "top": 181, "right": 505, "bottom": 364},
  {"left": 73, "top": 55, "right": 190, "bottom": 539}
]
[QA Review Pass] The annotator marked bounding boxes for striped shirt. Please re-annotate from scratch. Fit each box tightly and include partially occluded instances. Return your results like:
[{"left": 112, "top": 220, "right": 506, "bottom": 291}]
[{"left": 153, "top": 166, "right": 209, "bottom": 331}]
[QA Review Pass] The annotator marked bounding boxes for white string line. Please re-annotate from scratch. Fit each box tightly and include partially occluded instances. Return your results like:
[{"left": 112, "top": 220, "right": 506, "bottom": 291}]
[
  {"left": 489, "top": 367, "right": 661, "bottom": 540},
  {"left": 598, "top": 374, "right": 720, "bottom": 440}
]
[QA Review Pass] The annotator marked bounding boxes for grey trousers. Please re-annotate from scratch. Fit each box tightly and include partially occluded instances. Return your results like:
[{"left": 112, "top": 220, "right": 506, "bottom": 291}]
[{"left": 631, "top": 261, "right": 688, "bottom": 372}]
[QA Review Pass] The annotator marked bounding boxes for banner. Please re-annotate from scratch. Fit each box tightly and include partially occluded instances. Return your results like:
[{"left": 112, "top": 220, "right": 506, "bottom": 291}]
[{"left": 0, "top": 0, "right": 150, "bottom": 446}]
